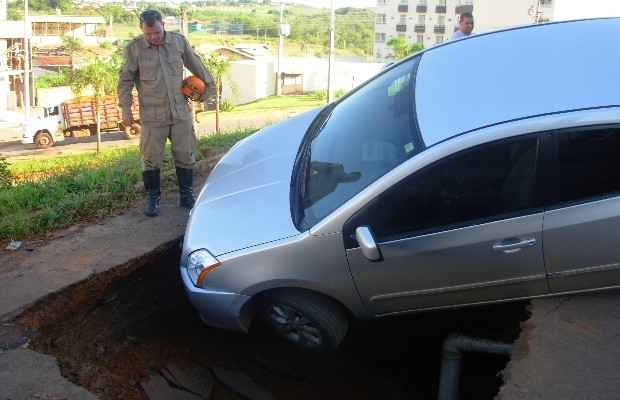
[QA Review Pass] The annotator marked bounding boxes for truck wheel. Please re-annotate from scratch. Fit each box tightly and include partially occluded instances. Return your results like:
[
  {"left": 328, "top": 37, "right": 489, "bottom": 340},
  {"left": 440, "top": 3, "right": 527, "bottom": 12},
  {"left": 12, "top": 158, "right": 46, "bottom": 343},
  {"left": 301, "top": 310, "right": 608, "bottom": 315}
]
[
  {"left": 259, "top": 290, "right": 349, "bottom": 351},
  {"left": 34, "top": 131, "right": 54, "bottom": 149}
]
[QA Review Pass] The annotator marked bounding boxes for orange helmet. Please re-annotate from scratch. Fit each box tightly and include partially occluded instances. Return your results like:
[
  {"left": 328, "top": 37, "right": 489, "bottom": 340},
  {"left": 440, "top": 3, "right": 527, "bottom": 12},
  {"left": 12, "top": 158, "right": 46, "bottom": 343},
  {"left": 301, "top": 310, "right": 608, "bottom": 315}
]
[{"left": 181, "top": 76, "right": 207, "bottom": 101}]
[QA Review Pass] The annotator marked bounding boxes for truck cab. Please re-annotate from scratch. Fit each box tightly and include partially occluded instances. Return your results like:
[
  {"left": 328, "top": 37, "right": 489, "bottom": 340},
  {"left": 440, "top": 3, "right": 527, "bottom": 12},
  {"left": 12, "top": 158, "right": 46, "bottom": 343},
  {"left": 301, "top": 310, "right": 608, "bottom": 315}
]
[{"left": 22, "top": 105, "right": 66, "bottom": 148}]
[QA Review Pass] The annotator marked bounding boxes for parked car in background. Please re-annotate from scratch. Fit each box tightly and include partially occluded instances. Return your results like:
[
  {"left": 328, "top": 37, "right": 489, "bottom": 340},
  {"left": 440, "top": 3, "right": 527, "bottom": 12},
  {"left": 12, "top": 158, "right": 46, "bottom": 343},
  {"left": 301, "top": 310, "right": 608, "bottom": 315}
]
[{"left": 180, "top": 18, "right": 620, "bottom": 350}]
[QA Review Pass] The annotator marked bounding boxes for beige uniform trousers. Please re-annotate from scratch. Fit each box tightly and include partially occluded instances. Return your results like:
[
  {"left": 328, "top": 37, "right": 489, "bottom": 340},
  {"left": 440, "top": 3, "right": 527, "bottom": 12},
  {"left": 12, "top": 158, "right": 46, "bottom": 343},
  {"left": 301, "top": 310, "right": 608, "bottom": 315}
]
[{"left": 140, "top": 118, "right": 196, "bottom": 171}]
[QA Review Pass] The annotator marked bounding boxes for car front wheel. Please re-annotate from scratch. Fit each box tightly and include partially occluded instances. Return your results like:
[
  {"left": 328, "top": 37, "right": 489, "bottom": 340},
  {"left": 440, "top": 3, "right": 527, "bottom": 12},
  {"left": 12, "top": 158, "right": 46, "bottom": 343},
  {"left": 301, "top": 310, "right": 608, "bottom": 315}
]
[{"left": 261, "top": 290, "right": 349, "bottom": 351}]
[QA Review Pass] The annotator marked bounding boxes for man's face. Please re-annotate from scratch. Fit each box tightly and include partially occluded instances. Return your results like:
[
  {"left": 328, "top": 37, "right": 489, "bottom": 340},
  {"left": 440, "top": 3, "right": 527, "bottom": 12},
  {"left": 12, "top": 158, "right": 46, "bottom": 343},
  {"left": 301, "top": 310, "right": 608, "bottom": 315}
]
[
  {"left": 142, "top": 21, "right": 165, "bottom": 46},
  {"left": 459, "top": 17, "right": 474, "bottom": 35}
]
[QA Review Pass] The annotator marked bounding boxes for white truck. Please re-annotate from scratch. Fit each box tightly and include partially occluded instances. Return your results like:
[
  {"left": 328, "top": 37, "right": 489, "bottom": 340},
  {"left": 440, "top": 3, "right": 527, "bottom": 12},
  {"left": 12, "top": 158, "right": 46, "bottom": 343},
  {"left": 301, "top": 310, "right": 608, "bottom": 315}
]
[{"left": 22, "top": 92, "right": 140, "bottom": 149}]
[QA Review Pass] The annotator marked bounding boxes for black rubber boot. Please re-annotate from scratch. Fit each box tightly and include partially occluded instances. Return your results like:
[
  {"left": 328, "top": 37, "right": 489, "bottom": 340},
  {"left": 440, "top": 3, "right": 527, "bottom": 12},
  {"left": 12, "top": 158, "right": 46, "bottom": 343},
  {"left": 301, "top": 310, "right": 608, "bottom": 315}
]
[
  {"left": 142, "top": 169, "right": 161, "bottom": 217},
  {"left": 176, "top": 167, "right": 195, "bottom": 211}
]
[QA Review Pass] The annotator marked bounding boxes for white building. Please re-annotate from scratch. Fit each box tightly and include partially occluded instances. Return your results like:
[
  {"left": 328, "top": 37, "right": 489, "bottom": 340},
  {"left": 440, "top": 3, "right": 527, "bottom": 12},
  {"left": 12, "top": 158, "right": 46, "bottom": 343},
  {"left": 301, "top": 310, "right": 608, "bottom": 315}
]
[
  {"left": 374, "top": 0, "right": 474, "bottom": 62},
  {"left": 475, "top": 0, "right": 620, "bottom": 34}
]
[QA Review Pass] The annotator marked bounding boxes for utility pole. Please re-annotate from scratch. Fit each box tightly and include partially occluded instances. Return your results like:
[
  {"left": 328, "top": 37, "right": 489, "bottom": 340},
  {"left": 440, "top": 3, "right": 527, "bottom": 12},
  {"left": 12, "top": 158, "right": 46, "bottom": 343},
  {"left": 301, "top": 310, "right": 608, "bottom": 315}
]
[
  {"left": 327, "top": 0, "right": 336, "bottom": 103},
  {"left": 23, "top": 0, "right": 30, "bottom": 120},
  {"left": 276, "top": 2, "right": 284, "bottom": 96}
]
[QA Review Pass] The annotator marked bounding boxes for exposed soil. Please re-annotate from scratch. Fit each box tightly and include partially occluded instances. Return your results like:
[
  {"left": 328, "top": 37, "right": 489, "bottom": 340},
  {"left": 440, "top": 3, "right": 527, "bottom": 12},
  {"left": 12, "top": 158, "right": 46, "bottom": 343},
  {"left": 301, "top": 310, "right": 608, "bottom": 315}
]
[{"left": 16, "top": 244, "right": 529, "bottom": 400}]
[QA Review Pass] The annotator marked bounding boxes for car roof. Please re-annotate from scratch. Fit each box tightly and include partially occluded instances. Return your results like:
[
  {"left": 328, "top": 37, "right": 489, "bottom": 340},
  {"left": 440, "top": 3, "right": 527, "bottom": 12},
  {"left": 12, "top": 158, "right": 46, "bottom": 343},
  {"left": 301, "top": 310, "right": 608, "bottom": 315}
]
[{"left": 415, "top": 18, "right": 620, "bottom": 147}]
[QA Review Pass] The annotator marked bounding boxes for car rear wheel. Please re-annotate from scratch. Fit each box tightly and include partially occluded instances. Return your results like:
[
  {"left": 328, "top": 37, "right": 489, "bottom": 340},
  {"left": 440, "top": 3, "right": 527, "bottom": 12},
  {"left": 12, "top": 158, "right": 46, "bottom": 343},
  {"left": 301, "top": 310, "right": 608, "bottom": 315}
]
[
  {"left": 261, "top": 290, "right": 348, "bottom": 351},
  {"left": 34, "top": 131, "right": 53, "bottom": 149}
]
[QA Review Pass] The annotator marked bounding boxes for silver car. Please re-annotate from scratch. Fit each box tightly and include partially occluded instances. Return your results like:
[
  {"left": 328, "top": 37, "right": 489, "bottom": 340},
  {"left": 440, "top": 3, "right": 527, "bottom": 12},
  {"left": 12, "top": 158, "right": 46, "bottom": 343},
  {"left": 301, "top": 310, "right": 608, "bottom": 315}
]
[{"left": 181, "top": 18, "right": 620, "bottom": 350}]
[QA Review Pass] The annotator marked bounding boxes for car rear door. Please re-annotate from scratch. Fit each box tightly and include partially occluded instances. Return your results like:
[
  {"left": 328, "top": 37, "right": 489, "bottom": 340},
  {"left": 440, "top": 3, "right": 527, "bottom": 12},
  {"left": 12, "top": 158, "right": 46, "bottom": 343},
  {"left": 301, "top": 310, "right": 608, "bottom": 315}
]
[
  {"left": 344, "top": 134, "right": 550, "bottom": 316},
  {"left": 542, "top": 125, "right": 620, "bottom": 293}
]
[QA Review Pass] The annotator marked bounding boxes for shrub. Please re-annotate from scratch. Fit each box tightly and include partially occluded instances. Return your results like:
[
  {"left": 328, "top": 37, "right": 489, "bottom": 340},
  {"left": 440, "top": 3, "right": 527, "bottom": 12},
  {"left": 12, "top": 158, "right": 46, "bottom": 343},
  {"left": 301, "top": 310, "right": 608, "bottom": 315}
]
[{"left": 220, "top": 99, "right": 235, "bottom": 112}]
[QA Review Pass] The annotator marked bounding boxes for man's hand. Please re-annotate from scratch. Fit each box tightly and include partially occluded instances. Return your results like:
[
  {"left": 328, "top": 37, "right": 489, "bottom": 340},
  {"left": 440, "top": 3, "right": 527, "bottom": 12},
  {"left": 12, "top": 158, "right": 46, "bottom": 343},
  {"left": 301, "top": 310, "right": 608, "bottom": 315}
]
[{"left": 121, "top": 112, "right": 134, "bottom": 129}]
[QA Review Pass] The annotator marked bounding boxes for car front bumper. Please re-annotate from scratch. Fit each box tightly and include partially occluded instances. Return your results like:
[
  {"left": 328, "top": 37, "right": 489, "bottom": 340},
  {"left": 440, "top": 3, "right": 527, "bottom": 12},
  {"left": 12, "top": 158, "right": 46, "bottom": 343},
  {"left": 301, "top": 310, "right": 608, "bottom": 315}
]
[{"left": 180, "top": 268, "right": 252, "bottom": 332}]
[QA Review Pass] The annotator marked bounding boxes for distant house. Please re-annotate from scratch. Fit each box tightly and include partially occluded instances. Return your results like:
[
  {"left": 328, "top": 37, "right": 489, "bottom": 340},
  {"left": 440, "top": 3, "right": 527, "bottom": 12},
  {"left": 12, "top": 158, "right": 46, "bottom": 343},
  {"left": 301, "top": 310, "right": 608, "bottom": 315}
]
[
  {"left": 233, "top": 43, "right": 270, "bottom": 58},
  {"left": 29, "top": 15, "right": 107, "bottom": 46}
]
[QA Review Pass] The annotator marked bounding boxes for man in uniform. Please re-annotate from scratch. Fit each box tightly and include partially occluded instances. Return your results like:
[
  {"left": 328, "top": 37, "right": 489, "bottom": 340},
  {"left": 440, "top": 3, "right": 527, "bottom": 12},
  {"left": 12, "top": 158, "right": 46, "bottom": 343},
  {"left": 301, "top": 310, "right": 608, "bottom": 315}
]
[{"left": 118, "top": 10, "right": 216, "bottom": 217}]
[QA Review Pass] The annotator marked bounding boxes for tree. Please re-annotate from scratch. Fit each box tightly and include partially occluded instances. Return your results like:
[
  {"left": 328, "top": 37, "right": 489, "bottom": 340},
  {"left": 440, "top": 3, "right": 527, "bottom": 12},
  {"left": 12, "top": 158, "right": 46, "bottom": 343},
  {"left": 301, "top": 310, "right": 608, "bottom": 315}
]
[
  {"left": 70, "top": 54, "right": 122, "bottom": 154},
  {"left": 201, "top": 52, "right": 230, "bottom": 134},
  {"left": 387, "top": 37, "right": 424, "bottom": 60}
]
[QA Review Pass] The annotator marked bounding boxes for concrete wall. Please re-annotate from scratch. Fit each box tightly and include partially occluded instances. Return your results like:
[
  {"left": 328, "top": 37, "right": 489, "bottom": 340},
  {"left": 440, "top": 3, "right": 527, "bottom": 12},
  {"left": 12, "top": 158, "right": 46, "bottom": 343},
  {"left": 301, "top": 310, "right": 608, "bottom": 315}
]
[
  {"left": 220, "top": 57, "right": 383, "bottom": 105},
  {"left": 282, "top": 58, "right": 384, "bottom": 92}
]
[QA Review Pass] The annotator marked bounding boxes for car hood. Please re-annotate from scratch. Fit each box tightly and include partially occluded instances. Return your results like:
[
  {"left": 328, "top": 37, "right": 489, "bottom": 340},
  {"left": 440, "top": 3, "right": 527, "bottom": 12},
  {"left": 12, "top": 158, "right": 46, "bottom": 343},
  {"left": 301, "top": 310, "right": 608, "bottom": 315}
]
[{"left": 184, "top": 108, "right": 323, "bottom": 256}]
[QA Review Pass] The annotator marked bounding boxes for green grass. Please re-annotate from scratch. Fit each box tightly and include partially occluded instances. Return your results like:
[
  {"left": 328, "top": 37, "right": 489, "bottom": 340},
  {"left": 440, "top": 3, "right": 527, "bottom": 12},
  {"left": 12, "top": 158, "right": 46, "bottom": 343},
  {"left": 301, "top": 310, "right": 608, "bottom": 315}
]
[
  {"left": 197, "top": 95, "right": 323, "bottom": 123},
  {"left": 0, "top": 128, "right": 256, "bottom": 241}
]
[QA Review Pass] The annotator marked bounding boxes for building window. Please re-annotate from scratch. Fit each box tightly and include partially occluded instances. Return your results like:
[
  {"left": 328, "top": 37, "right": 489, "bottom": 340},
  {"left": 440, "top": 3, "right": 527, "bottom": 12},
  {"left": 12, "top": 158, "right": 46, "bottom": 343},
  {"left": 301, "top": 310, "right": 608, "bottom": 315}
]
[
  {"left": 416, "top": 34, "right": 424, "bottom": 44},
  {"left": 400, "top": 15, "right": 407, "bottom": 24},
  {"left": 417, "top": 14, "right": 425, "bottom": 24},
  {"left": 437, "top": 15, "right": 445, "bottom": 25},
  {"left": 376, "top": 14, "right": 387, "bottom": 24},
  {"left": 435, "top": 35, "right": 444, "bottom": 44},
  {"left": 375, "top": 32, "right": 387, "bottom": 43}
]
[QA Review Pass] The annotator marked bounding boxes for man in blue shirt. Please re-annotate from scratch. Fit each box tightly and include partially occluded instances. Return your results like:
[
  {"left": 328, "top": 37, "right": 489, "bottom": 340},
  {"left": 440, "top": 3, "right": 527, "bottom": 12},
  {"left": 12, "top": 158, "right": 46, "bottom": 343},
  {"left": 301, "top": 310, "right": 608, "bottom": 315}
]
[{"left": 451, "top": 12, "right": 474, "bottom": 40}]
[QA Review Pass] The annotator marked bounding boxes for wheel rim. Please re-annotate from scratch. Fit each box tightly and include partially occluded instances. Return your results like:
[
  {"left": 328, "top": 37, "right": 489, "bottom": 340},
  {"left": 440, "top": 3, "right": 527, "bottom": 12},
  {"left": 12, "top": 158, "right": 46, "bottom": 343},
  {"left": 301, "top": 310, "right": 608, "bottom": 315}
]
[
  {"left": 38, "top": 135, "right": 50, "bottom": 146},
  {"left": 268, "top": 303, "right": 323, "bottom": 348}
]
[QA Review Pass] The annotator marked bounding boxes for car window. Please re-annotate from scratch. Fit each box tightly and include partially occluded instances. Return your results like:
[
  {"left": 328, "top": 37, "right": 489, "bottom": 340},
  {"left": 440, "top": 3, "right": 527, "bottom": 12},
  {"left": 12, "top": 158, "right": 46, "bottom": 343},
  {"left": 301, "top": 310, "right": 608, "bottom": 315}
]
[
  {"left": 301, "top": 58, "right": 422, "bottom": 228},
  {"left": 350, "top": 135, "right": 541, "bottom": 242},
  {"left": 553, "top": 127, "right": 620, "bottom": 206}
]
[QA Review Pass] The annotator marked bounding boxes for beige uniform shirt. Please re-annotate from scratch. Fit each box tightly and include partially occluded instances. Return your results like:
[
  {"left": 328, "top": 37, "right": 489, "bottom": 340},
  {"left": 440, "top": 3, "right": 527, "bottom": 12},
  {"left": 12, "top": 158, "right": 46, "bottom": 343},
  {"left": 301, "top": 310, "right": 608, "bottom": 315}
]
[{"left": 118, "top": 31, "right": 215, "bottom": 127}]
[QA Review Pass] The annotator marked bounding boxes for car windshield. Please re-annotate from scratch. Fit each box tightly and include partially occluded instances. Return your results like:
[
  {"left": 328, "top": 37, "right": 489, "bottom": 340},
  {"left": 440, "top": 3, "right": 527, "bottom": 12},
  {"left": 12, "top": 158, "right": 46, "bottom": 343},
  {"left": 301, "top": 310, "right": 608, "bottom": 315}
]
[{"left": 297, "top": 58, "right": 422, "bottom": 229}]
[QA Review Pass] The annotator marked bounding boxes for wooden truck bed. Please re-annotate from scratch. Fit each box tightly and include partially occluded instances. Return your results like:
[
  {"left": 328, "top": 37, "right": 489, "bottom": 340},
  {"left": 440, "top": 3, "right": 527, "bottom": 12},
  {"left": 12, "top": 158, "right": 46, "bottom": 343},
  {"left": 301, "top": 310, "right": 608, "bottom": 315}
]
[{"left": 61, "top": 95, "right": 140, "bottom": 131}]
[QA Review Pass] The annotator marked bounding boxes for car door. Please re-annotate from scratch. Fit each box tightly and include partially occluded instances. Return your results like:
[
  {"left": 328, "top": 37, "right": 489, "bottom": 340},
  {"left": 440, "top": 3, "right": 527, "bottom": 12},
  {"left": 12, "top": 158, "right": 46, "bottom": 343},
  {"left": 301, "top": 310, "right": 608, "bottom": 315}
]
[
  {"left": 543, "top": 125, "right": 620, "bottom": 293},
  {"left": 344, "top": 134, "right": 550, "bottom": 316}
]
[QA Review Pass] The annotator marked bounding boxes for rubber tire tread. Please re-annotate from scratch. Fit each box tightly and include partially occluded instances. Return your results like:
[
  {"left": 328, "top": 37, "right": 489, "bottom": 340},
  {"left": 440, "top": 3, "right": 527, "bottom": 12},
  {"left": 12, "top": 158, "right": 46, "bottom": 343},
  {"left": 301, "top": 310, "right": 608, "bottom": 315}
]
[{"left": 265, "top": 290, "right": 349, "bottom": 351}]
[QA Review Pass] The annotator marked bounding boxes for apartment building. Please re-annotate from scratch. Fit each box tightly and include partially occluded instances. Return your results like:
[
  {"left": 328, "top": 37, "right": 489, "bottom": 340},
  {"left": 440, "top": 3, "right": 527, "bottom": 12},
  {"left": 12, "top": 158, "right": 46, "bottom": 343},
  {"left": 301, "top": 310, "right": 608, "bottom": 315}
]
[
  {"left": 474, "top": 0, "right": 619, "bottom": 34},
  {"left": 374, "top": 0, "right": 473, "bottom": 62}
]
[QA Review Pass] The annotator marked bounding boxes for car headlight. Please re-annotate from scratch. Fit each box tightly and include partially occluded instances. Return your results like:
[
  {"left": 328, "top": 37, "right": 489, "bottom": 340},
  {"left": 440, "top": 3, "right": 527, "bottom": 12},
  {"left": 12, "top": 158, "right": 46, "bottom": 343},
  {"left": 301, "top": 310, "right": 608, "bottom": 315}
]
[{"left": 187, "top": 249, "right": 222, "bottom": 287}]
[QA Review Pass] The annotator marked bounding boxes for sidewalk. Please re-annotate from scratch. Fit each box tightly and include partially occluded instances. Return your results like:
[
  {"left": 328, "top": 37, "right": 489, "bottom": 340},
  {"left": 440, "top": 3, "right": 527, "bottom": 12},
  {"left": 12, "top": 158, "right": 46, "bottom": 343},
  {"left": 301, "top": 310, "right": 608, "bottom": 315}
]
[
  {"left": 0, "top": 157, "right": 221, "bottom": 400},
  {"left": 499, "top": 291, "right": 620, "bottom": 399}
]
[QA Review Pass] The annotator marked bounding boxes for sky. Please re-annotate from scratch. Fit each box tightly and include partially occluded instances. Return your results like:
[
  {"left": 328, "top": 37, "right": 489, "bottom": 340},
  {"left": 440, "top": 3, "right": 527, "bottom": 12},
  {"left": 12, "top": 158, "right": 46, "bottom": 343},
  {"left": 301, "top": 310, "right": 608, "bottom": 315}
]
[{"left": 284, "top": 0, "right": 376, "bottom": 9}]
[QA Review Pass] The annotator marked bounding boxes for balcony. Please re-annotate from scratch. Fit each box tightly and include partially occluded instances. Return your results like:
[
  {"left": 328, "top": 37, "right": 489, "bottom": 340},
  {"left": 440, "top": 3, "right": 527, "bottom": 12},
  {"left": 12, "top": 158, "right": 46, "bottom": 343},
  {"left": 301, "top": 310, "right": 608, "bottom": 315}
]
[
  {"left": 398, "top": 4, "right": 409, "bottom": 12},
  {"left": 396, "top": 24, "right": 407, "bottom": 32},
  {"left": 435, "top": 5, "right": 447, "bottom": 13},
  {"left": 416, "top": 5, "right": 427, "bottom": 12},
  {"left": 455, "top": 4, "right": 473, "bottom": 14},
  {"left": 414, "top": 24, "right": 426, "bottom": 33},
  {"left": 434, "top": 25, "right": 446, "bottom": 34}
]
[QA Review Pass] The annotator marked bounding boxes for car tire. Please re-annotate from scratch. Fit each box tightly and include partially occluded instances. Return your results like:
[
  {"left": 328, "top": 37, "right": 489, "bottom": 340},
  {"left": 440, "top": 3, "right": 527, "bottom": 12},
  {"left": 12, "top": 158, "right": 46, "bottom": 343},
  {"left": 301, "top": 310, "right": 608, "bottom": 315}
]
[
  {"left": 260, "top": 290, "right": 349, "bottom": 351},
  {"left": 34, "top": 131, "right": 53, "bottom": 149}
]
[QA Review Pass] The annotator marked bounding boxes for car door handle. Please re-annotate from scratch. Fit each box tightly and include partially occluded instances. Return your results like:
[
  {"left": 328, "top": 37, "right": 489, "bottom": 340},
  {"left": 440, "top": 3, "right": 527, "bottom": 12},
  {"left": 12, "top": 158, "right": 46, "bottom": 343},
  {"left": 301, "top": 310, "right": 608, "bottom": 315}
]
[
  {"left": 492, "top": 238, "right": 537, "bottom": 254},
  {"left": 355, "top": 226, "right": 382, "bottom": 261}
]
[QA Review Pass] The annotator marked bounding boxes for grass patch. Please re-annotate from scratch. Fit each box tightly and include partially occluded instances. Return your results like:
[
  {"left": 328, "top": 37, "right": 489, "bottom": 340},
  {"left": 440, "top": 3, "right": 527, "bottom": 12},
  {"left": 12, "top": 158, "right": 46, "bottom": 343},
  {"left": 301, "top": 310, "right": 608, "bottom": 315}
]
[
  {"left": 197, "top": 95, "right": 323, "bottom": 122},
  {"left": 0, "top": 128, "right": 256, "bottom": 241}
]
